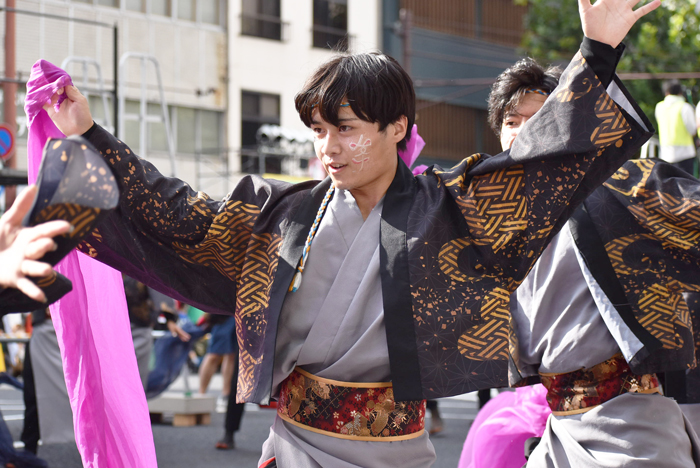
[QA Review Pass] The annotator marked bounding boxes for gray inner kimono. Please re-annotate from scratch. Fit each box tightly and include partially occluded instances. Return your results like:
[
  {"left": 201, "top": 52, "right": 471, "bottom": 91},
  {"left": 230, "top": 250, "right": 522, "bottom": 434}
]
[
  {"left": 260, "top": 189, "right": 436, "bottom": 468},
  {"left": 512, "top": 227, "right": 700, "bottom": 467}
]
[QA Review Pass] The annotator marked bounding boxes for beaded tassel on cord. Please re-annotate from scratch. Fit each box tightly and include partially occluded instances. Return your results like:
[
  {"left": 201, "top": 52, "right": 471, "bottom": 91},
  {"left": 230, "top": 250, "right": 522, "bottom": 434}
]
[{"left": 289, "top": 186, "right": 335, "bottom": 292}]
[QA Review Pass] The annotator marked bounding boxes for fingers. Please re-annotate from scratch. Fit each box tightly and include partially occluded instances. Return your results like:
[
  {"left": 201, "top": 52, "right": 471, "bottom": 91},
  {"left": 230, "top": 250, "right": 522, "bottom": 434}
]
[
  {"left": 21, "top": 259, "right": 54, "bottom": 278},
  {"left": 3, "top": 185, "right": 37, "bottom": 225},
  {"left": 26, "top": 219, "right": 72, "bottom": 240},
  {"left": 16, "top": 276, "right": 47, "bottom": 303},
  {"left": 42, "top": 90, "right": 62, "bottom": 113},
  {"left": 64, "top": 85, "right": 85, "bottom": 101},
  {"left": 634, "top": 0, "right": 661, "bottom": 18},
  {"left": 24, "top": 237, "right": 57, "bottom": 259}
]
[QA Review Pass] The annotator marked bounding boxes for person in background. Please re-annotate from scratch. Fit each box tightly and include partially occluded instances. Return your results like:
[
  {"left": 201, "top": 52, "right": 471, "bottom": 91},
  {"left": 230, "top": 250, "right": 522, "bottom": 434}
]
[
  {"left": 655, "top": 79, "right": 697, "bottom": 174},
  {"left": 123, "top": 275, "right": 190, "bottom": 390},
  {"left": 197, "top": 314, "right": 236, "bottom": 412},
  {"left": 215, "top": 323, "right": 246, "bottom": 450}
]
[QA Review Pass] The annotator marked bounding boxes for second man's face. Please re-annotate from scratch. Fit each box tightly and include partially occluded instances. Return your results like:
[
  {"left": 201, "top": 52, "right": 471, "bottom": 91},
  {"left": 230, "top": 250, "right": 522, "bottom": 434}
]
[{"left": 500, "top": 93, "right": 547, "bottom": 151}]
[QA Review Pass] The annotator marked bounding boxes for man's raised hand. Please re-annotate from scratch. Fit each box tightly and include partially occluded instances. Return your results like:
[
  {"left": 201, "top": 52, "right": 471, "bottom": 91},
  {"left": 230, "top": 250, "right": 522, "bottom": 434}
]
[
  {"left": 579, "top": 0, "right": 661, "bottom": 48},
  {"left": 44, "top": 85, "right": 94, "bottom": 137}
]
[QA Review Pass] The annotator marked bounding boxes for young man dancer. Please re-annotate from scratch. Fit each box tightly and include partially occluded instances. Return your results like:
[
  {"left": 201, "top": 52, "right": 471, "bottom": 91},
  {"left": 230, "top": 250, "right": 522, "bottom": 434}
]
[
  {"left": 479, "top": 54, "right": 700, "bottom": 466},
  {"left": 43, "top": 1, "right": 658, "bottom": 466}
]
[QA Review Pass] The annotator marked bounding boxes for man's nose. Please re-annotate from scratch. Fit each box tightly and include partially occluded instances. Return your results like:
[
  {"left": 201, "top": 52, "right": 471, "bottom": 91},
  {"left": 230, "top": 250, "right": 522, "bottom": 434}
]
[{"left": 321, "top": 132, "right": 341, "bottom": 155}]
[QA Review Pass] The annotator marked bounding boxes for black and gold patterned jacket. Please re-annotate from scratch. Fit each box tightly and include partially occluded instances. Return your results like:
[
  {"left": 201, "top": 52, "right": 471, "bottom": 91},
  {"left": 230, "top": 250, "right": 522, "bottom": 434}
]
[
  {"left": 569, "top": 159, "right": 700, "bottom": 378},
  {"left": 79, "top": 50, "right": 652, "bottom": 403}
]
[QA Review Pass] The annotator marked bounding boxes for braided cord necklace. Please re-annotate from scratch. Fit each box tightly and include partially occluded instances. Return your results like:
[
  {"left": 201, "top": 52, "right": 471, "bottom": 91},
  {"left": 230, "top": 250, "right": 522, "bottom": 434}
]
[{"left": 289, "top": 186, "right": 335, "bottom": 292}]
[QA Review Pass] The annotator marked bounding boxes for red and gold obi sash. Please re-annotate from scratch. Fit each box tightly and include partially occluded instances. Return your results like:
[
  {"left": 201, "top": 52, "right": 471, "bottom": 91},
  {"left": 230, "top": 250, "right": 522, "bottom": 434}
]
[
  {"left": 540, "top": 353, "right": 662, "bottom": 416},
  {"left": 277, "top": 367, "right": 426, "bottom": 441}
]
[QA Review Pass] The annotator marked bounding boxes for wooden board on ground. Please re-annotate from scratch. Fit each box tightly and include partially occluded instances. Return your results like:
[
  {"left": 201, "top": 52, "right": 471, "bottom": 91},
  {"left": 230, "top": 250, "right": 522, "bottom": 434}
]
[{"left": 148, "top": 392, "right": 216, "bottom": 427}]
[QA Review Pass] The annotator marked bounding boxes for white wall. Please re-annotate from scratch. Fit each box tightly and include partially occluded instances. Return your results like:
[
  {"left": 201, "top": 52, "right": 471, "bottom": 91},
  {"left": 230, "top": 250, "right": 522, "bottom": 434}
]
[{"left": 227, "top": 0, "right": 381, "bottom": 179}]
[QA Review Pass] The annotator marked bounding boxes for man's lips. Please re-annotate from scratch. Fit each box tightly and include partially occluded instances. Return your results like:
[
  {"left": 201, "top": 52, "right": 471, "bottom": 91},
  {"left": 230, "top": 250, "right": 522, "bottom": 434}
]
[{"left": 326, "top": 162, "right": 347, "bottom": 173}]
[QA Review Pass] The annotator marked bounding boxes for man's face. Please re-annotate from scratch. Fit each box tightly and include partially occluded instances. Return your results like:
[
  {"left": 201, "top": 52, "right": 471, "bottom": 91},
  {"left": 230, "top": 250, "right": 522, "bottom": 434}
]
[
  {"left": 499, "top": 93, "right": 547, "bottom": 151},
  {"left": 311, "top": 106, "right": 405, "bottom": 196}
]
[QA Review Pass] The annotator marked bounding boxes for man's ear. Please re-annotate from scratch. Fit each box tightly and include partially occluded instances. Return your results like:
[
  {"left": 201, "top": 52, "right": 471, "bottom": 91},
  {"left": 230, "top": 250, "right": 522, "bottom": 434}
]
[{"left": 391, "top": 115, "right": 408, "bottom": 144}]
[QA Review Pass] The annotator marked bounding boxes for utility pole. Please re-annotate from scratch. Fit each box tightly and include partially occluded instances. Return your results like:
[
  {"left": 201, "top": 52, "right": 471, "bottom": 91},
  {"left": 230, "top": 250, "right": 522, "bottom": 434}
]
[
  {"left": 3, "top": 0, "right": 17, "bottom": 207},
  {"left": 399, "top": 9, "right": 412, "bottom": 76}
]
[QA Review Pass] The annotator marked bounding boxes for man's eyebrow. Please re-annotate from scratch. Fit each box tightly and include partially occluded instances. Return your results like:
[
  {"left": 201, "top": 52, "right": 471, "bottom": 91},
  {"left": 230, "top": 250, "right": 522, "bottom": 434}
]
[{"left": 338, "top": 117, "right": 359, "bottom": 122}]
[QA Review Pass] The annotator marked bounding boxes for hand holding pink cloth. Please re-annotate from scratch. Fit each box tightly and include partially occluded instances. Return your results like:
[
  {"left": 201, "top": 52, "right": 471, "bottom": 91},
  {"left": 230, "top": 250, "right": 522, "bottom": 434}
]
[
  {"left": 25, "top": 59, "right": 157, "bottom": 467},
  {"left": 458, "top": 384, "right": 551, "bottom": 468}
]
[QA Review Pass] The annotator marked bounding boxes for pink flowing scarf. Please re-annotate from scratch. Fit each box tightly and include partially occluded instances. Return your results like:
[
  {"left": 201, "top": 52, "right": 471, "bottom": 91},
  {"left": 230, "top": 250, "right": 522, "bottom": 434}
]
[
  {"left": 458, "top": 384, "right": 551, "bottom": 468},
  {"left": 25, "top": 60, "right": 157, "bottom": 467},
  {"left": 398, "top": 124, "right": 428, "bottom": 175}
]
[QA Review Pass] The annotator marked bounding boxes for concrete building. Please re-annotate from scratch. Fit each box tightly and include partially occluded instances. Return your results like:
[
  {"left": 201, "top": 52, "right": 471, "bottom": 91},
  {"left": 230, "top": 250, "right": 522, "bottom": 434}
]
[
  {"left": 383, "top": 0, "right": 527, "bottom": 166},
  {"left": 227, "top": 0, "right": 381, "bottom": 182},
  {"left": 0, "top": 0, "right": 382, "bottom": 202},
  {"left": 1, "top": 0, "right": 230, "bottom": 197}
]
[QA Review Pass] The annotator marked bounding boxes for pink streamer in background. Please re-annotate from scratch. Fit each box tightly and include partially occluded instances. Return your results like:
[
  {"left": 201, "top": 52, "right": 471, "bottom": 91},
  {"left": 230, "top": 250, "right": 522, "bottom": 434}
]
[
  {"left": 398, "top": 124, "right": 428, "bottom": 175},
  {"left": 25, "top": 60, "right": 157, "bottom": 467},
  {"left": 457, "top": 384, "right": 551, "bottom": 468}
]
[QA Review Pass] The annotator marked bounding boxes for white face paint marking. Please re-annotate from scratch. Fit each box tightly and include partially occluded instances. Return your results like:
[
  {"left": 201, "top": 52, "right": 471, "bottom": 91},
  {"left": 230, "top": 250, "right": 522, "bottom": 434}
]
[{"left": 349, "top": 134, "right": 372, "bottom": 171}]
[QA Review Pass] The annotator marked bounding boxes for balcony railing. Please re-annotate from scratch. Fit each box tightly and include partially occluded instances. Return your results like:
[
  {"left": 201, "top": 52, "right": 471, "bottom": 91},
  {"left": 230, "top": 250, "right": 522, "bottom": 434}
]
[
  {"left": 311, "top": 24, "right": 352, "bottom": 51},
  {"left": 240, "top": 13, "right": 289, "bottom": 41}
]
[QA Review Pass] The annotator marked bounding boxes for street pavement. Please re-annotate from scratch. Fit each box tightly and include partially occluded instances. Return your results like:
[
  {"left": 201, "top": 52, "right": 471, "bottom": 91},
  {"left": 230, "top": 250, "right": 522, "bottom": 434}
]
[{"left": 1, "top": 373, "right": 485, "bottom": 467}]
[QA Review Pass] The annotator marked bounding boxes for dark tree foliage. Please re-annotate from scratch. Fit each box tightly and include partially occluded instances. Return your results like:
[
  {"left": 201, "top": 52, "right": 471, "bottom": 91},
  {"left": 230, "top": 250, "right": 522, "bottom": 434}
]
[{"left": 514, "top": 0, "right": 700, "bottom": 120}]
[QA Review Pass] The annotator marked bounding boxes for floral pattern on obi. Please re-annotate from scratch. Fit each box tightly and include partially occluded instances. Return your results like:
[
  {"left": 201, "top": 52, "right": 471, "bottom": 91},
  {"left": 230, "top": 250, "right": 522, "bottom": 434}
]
[
  {"left": 277, "top": 368, "right": 426, "bottom": 441},
  {"left": 540, "top": 353, "right": 661, "bottom": 416}
]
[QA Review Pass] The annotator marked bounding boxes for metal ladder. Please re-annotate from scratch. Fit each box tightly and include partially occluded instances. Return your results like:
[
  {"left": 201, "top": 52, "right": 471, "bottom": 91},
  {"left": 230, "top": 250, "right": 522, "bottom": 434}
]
[
  {"left": 59, "top": 56, "right": 113, "bottom": 134},
  {"left": 118, "top": 52, "right": 176, "bottom": 177}
]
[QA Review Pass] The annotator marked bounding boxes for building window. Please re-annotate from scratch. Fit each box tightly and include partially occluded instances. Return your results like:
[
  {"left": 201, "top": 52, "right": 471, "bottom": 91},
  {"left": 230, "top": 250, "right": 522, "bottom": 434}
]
[
  {"left": 312, "top": 0, "right": 348, "bottom": 51},
  {"left": 122, "top": 101, "right": 223, "bottom": 157},
  {"left": 151, "top": 0, "right": 170, "bottom": 16},
  {"left": 241, "top": 91, "right": 280, "bottom": 174},
  {"left": 72, "top": 0, "right": 120, "bottom": 5},
  {"left": 125, "top": 0, "right": 145, "bottom": 11},
  {"left": 200, "top": 0, "right": 221, "bottom": 24},
  {"left": 241, "top": 0, "right": 282, "bottom": 41},
  {"left": 177, "top": 0, "right": 196, "bottom": 20}
]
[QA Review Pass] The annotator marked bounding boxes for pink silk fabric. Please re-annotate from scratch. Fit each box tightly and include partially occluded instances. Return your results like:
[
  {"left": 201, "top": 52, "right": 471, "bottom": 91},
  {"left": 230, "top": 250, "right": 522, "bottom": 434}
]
[
  {"left": 25, "top": 60, "right": 157, "bottom": 467},
  {"left": 398, "top": 124, "right": 428, "bottom": 175},
  {"left": 458, "top": 384, "right": 551, "bottom": 468}
]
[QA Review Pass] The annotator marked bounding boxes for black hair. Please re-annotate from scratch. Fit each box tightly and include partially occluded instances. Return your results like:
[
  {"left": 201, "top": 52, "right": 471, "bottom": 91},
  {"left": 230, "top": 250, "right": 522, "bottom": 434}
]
[
  {"left": 487, "top": 57, "right": 562, "bottom": 138},
  {"left": 663, "top": 79, "right": 684, "bottom": 96},
  {"left": 295, "top": 52, "right": 415, "bottom": 151}
]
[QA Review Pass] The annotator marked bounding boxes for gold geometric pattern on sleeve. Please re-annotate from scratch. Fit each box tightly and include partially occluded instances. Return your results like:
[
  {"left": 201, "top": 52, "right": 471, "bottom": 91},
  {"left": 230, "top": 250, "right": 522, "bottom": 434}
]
[
  {"left": 605, "top": 159, "right": 655, "bottom": 198},
  {"left": 438, "top": 238, "right": 492, "bottom": 281},
  {"left": 605, "top": 234, "right": 661, "bottom": 276},
  {"left": 33, "top": 203, "right": 103, "bottom": 240},
  {"left": 552, "top": 53, "right": 589, "bottom": 103},
  {"left": 589, "top": 92, "right": 631, "bottom": 147},
  {"left": 629, "top": 194, "right": 700, "bottom": 251},
  {"left": 452, "top": 166, "right": 527, "bottom": 251},
  {"left": 606, "top": 234, "right": 700, "bottom": 350},
  {"left": 236, "top": 233, "right": 283, "bottom": 320},
  {"left": 457, "top": 287, "right": 509, "bottom": 361},
  {"left": 172, "top": 199, "right": 260, "bottom": 281},
  {"left": 638, "top": 285, "right": 689, "bottom": 350},
  {"left": 234, "top": 231, "right": 282, "bottom": 401},
  {"left": 237, "top": 347, "right": 264, "bottom": 401}
]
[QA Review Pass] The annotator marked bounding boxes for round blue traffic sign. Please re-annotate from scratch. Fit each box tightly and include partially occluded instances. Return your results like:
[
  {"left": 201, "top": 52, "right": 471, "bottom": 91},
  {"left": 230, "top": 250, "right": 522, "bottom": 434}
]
[{"left": 0, "top": 124, "right": 15, "bottom": 161}]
